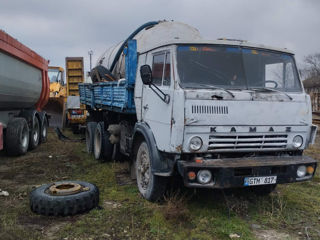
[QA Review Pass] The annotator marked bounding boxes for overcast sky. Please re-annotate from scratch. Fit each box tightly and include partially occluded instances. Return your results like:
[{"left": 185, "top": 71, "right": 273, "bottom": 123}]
[{"left": 0, "top": 0, "right": 319, "bottom": 73}]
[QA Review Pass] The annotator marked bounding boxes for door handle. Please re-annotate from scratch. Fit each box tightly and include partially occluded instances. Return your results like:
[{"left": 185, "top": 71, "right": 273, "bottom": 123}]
[{"left": 143, "top": 104, "right": 149, "bottom": 110}]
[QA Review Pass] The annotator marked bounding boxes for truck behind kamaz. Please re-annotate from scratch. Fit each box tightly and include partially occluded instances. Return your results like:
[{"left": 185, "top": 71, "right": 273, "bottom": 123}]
[
  {"left": 0, "top": 30, "right": 49, "bottom": 156},
  {"left": 79, "top": 21, "right": 318, "bottom": 201}
]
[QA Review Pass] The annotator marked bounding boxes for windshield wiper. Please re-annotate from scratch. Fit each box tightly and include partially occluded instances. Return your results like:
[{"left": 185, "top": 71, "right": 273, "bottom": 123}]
[
  {"left": 197, "top": 84, "right": 235, "bottom": 98},
  {"left": 250, "top": 87, "right": 293, "bottom": 101}
]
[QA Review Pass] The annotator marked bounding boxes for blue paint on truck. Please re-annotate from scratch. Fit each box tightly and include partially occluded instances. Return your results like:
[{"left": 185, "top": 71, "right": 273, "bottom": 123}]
[{"left": 79, "top": 40, "right": 137, "bottom": 114}]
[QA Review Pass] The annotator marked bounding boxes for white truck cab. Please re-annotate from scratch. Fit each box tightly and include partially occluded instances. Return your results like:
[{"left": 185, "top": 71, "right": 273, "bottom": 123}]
[{"left": 81, "top": 21, "right": 317, "bottom": 201}]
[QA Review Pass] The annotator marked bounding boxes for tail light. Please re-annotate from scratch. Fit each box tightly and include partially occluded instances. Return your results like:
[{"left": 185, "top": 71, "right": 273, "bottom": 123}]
[{"left": 71, "top": 110, "right": 83, "bottom": 115}]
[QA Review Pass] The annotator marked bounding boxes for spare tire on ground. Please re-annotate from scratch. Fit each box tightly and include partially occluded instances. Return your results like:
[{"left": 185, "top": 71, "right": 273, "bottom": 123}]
[{"left": 30, "top": 180, "right": 99, "bottom": 216}]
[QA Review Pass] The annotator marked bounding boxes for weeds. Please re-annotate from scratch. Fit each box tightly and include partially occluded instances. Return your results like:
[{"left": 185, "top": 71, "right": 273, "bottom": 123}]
[
  {"left": 163, "top": 190, "right": 191, "bottom": 222},
  {"left": 1, "top": 129, "right": 320, "bottom": 240}
]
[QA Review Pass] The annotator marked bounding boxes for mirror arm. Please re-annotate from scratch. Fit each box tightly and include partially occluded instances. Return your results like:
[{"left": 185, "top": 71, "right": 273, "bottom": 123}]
[{"left": 149, "top": 84, "right": 170, "bottom": 104}]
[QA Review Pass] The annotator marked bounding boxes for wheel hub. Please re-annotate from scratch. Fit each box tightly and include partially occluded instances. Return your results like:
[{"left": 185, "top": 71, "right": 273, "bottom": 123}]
[
  {"left": 48, "top": 182, "right": 89, "bottom": 196},
  {"left": 139, "top": 151, "right": 150, "bottom": 189}
]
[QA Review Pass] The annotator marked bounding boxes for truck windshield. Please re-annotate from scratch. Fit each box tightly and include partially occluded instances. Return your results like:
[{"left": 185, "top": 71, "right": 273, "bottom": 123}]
[
  {"left": 176, "top": 45, "right": 302, "bottom": 92},
  {"left": 48, "top": 69, "right": 62, "bottom": 83}
]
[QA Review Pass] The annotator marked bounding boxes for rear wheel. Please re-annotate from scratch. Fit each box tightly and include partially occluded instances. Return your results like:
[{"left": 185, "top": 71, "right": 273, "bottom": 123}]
[
  {"left": 29, "top": 115, "right": 40, "bottom": 150},
  {"left": 135, "top": 141, "right": 167, "bottom": 201},
  {"left": 40, "top": 116, "right": 48, "bottom": 143},
  {"left": 93, "top": 122, "right": 113, "bottom": 161},
  {"left": 6, "top": 118, "right": 29, "bottom": 156},
  {"left": 86, "top": 122, "right": 97, "bottom": 154}
]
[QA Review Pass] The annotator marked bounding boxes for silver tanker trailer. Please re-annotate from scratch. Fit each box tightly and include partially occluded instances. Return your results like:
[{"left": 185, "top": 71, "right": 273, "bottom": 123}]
[{"left": 0, "top": 30, "right": 49, "bottom": 156}]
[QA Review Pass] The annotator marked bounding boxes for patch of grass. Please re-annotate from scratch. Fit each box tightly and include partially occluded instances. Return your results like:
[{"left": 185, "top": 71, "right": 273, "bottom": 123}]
[{"left": 1, "top": 129, "right": 320, "bottom": 239}]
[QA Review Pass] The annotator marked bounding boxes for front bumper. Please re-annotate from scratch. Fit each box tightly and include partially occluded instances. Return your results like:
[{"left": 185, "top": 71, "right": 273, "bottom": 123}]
[{"left": 177, "top": 155, "right": 317, "bottom": 188}]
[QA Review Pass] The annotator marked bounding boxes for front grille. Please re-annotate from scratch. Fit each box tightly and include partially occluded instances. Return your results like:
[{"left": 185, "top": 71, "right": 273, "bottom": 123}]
[
  {"left": 208, "top": 134, "right": 288, "bottom": 151},
  {"left": 191, "top": 105, "right": 228, "bottom": 114}
]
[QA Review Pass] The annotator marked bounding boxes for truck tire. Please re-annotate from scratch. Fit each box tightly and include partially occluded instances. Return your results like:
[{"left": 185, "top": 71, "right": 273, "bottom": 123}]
[
  {"left": 86, "top": 122, "right": 97, "bottom": 154},
  {"left": 29, "top": 115, "right": 40, "bottom": 150},
  {"left": 6, "top": 118, "right": 30, "bottom": 156},
  {"left": 135, "top": 141, "right": 167, "bottom": 201},
  {"left": 30, "top": 180, "right": 99, "bottom": 216},
  {"left": 102, "top": 128, "right": 114, "bottom": 161},
  {"left": 40, "top": 115, "right": 48, "bottom": 143},
  {"left": 93, "top": 122, "right": 113, "bottom": 161}
]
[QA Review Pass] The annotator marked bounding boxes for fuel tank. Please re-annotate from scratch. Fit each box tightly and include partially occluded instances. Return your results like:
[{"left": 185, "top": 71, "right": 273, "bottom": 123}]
[{"left": 0, "top": 30, "right": 49, "bottom": 111}]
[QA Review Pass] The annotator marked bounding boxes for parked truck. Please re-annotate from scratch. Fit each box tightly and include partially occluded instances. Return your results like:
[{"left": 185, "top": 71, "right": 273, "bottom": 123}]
[
  {"left": 79, "top": 21, "right": 318, "bottom": 201},
  {"left": 65, "top": 57, "right": 86, "bottom": 133},
  {"left": 0, "top": 30, "right": 49, "bottom": 156},
  {"left": 45, "top": 66, "right": 66, "bottom": 128}
]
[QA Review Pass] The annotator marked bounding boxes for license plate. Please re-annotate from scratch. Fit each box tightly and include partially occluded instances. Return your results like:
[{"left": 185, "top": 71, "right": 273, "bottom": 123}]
[{"left": 244, "top": 176, "right": 277, "bottom": 186}]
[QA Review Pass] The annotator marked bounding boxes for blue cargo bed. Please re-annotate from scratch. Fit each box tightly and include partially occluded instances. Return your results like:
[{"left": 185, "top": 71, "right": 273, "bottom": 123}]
[
  {"left": 79, "top": 40, "right": 137, "bottom": 114},
  {"left": 79, "top": 81, "right": 135, "bottom": 114}
]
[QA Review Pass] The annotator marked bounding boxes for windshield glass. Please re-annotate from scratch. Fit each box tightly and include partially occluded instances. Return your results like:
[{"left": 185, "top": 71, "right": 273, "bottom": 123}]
[
  {"left": 176, "top": 45, "right": 302, "bottom": 92},
  {"left": 48, "top": 69, "right": 62, "bottom": 83}
]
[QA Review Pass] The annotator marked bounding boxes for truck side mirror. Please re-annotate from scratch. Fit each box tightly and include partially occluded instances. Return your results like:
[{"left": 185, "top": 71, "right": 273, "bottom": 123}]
[{"left": 140, "top": 65, "right": 153, "bottom": 85}]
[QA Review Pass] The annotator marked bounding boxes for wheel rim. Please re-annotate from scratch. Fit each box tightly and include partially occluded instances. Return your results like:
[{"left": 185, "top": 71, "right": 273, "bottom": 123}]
[
  {"left": 33, "top": 118, "right": 39, "bottom": 142},
  {"left": 94, "top": 128, "right": 101, "bottom": 158},
  {"left": 136, "top": 143, "right": 150, "bottom": 195},
  {"left": 21, "top": 125, "right": 28, "bottom": 148},
  {"left": 48, "top": 182, "right": 89, "bottom": 196}
]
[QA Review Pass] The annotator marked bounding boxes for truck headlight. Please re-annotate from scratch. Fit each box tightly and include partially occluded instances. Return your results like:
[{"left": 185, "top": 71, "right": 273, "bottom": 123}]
[
  {"left": 197, "top": 170, "right": 212, "bottom": 184},
  {"left": 297, "top": 165, "right": 307, "bottom": 178},
  {"left": 293, "top": 135, "right": 303, "bottom": 148},
  {"left": 189, "top": 136, "right": 203, "bottom": 151}
]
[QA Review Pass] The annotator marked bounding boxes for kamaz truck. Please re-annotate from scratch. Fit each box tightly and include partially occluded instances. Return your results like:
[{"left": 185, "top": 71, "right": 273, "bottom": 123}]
[{"left": 79, "top": 21, "right": 318, "bottom": 201}]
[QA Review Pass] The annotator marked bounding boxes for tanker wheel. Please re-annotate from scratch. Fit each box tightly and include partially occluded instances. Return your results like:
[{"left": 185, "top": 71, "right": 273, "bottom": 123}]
[
  {"left": 40, "top": 116, "right": 48, "bottom": 143},
  {"left": 5, "top": 118, "right": 29, "bottom": 156},
  {"left": 93, "top": 122, "right": 113, "bottom": 161},
  {"left": 135, "top": 141, "right": 167, "bottom": 202},
  {"left": 30, "top": 180, "right": 99, "bottom": 216},
  {"left": 86, "top": 122, "right": 97, "bottom": 154},
  {"left": 29, "top": 115, "right": 40, "bottom": 150}
]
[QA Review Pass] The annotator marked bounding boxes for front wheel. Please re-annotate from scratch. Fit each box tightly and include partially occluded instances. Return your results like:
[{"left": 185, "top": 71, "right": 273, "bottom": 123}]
[{"left": 135, "top": 141, "right": 167, "bottom": 202}]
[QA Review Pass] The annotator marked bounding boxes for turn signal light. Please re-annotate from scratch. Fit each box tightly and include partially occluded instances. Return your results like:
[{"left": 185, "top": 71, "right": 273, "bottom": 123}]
[
  {"left": 195, "top": 157, "right": 203, "bottom": 163},
  {"left": 307, "top": 166, "right": 315, "bottom": 175},
  {"left": 188, "top": 171, "right": 196, "bottom": 180}
]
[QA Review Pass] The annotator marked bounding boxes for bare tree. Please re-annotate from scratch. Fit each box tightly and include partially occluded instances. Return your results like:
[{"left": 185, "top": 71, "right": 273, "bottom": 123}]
[{"left": 301, "top": 53, "right": 320, "bottom": 79}]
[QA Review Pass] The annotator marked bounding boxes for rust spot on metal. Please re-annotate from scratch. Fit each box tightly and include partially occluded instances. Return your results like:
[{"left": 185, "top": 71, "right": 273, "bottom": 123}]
[
  {"left": 176, "top": 145, "right": 182, "bottom": 152},
  {"left": 48, "top": 182, "right": 88, "bottom": 196}
]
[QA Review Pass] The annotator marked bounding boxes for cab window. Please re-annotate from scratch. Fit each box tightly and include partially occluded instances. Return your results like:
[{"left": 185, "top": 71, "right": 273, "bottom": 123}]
[{"left": 152, "top": 51, "right": 171, "bottom": 86}]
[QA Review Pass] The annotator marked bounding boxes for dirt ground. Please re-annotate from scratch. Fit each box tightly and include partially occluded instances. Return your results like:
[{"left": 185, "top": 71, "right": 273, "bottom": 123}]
[{"left": 0, "top": 128, "right": 320, "bottom": 240}]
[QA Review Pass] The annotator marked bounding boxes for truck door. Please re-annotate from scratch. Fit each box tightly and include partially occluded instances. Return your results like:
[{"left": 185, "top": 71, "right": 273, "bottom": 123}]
[{"left": 142, "top": 49, "right": 173, "bottom": 152}]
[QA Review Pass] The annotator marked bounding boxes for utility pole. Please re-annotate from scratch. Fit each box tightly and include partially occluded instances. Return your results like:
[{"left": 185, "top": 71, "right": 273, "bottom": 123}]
[{"left": 88, "top": 50, "right": 93, "bottom": 71}]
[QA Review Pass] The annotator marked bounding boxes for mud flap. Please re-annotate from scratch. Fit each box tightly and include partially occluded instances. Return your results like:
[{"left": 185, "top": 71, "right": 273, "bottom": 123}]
[{"left": 132, "top": 122, "right": 174, "bottom": 176}]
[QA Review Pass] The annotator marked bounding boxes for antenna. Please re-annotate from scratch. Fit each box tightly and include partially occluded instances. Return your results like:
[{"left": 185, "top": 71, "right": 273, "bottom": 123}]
[{"left": 88, "top": 50, "right": 93, "bottom": 71}]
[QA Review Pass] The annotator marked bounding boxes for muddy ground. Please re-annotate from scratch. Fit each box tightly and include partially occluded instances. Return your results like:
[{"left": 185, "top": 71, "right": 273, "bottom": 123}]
[{"left": 0, "top": 128, "right": 320, "bottom": 240}]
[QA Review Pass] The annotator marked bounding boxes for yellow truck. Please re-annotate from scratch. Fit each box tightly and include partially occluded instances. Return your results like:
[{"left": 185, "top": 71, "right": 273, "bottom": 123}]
[
  {"left": 65, "top": 57, "right": 87, "bottom": 133},
  {"left": 46, "top": 66, "right": 67, "bottom": 128}
]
